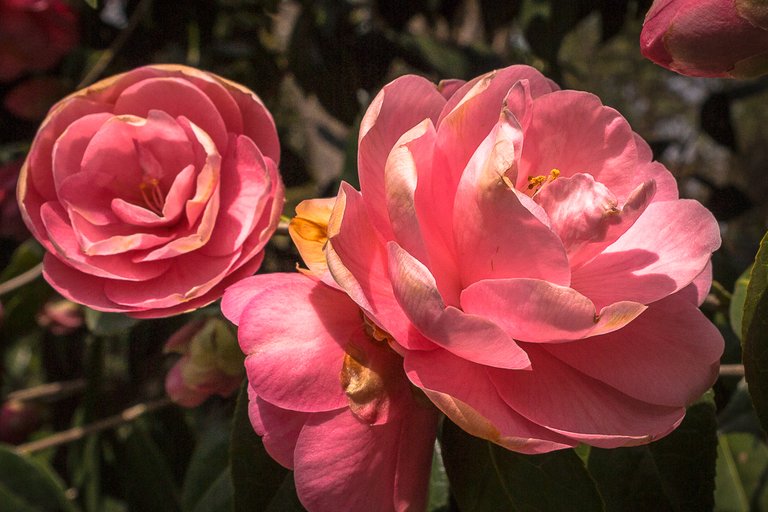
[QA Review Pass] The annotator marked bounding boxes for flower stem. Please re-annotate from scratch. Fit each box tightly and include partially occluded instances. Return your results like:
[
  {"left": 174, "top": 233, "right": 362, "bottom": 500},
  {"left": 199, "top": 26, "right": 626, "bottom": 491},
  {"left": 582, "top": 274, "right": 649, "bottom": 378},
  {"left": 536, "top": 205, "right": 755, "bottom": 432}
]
[{"left": 0, "top": 262, "right": 43, "bottom": 297}]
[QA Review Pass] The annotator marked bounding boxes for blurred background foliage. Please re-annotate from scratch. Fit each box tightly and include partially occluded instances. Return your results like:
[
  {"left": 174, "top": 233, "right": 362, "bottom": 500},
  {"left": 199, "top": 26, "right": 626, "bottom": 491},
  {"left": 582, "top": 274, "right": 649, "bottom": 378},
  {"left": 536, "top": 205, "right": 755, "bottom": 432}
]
[{"left": 1, "top": 0, "right": 768, "bottom": 511}]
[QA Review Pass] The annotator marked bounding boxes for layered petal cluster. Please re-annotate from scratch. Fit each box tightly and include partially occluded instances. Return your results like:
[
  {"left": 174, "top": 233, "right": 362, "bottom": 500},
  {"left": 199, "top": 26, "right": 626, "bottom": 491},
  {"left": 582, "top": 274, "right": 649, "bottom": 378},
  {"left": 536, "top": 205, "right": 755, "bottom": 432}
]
[
  {"left": 0, "top": 0, "right": 78, "bottom": 82},
  {"left": 18, "top": 65, "right": 284, "bottom": 317},
  {"left": 326, "top": 65, "right": 724, "bottom": 452},
  {"left": 641, "top": 0, "right": 768, "bottom": 78},
  {"left": 222, "top": 269, "right": 437, "bottom": 512}
]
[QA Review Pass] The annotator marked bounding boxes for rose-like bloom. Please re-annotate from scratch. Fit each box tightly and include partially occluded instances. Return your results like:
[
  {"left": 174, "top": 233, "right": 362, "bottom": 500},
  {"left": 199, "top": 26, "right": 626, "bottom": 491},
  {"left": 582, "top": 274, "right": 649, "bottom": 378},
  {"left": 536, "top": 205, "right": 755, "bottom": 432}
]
[
  {"left": 641, "top": 0, "right": 768, "bottom": 78},
  {"left": 164, "top": 316, "right": 244, "bottom": 407},
  {"left": 323, "top": 65, "right": 724, "bottom": 452},
  {"left": 0, "top": 0, "right": 78, "bottom": 82},
  {"left": 18, "top": 65, "right": 284, "bottom": 317},
  {"left": 221, "top": 199, "right": 437, "bottom": 512}
]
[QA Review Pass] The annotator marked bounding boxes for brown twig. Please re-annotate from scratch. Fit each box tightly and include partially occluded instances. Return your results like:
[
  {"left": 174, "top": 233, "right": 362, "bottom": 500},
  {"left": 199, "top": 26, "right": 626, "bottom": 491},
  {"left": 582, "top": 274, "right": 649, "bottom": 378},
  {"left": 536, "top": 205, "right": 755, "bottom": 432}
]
[
  {"left": 720, "top": 364, "right": 745, "bottom": 377},
  {"left": 5, "top": 379, "right": 87, "bottom": 403},
  {"left": 14, "top": 397, "right": 172, "bottom": 455},
  {"left": 0, "top": 262, "right": 43, "bottom": 297}
]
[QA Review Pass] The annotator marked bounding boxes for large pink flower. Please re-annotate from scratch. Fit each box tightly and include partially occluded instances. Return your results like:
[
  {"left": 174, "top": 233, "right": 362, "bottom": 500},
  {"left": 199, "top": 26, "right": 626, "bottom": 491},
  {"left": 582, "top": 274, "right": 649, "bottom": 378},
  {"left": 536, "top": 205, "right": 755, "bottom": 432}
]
[
  {"left": 640, "top": 0, "right": 768, "bottom": 78},
  {"left": 18, "top": 65, "right": 284, "bottom": 318},
  {"left": 0, "top": 0, "right": 78, "bottom": 82},
  {"left": 222, "top": 270, "right": 437, "bottom": 512},
  {"left": 325, "top": 65, "right": 724, "bottom": 452}
]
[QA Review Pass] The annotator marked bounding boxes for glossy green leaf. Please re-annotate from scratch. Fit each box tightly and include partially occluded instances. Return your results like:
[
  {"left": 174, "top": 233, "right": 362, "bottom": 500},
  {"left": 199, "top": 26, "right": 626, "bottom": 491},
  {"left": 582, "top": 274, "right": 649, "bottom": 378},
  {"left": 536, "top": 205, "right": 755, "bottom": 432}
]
[
  {"left": 589, "top": 392, "right": 718, "bottom": 511},
  {"left": 0, "top": 445, "right": 81, "bottom": 512},
  {"left": 714, "top": 433, "right": 768, "bottom": 512},
  {"left": 730, "top": 265, "right": 752, "bottom": 341},
  {"left": 742, "top": 231, "right": 768, "bottom": 434},
  {"left": 441, "top": 420, "right": 603, "bottom": 512},
  {"left": 230, "top": 383, "right": 289, "bottom": 512}
]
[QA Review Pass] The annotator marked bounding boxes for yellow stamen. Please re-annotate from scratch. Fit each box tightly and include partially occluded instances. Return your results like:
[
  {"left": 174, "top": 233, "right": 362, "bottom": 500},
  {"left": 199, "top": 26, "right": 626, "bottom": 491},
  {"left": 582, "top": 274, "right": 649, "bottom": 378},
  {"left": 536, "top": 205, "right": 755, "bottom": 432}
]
[
  {"left": 139, "top": 178, "right": 164, "bottom": 215},
  {"left": 526, "top": 168, "right": 561, "bottom": 195}
]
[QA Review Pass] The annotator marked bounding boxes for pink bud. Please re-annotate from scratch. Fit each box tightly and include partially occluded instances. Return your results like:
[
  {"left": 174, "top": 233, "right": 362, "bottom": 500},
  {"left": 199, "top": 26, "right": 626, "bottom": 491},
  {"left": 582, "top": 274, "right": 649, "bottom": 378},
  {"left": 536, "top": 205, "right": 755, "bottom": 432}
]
[
  {"left": 164, "top": 317, "right": 243, "bottom": 407},
  {"left": 641, "top": 0, "right": 768, "bottom": 78}
]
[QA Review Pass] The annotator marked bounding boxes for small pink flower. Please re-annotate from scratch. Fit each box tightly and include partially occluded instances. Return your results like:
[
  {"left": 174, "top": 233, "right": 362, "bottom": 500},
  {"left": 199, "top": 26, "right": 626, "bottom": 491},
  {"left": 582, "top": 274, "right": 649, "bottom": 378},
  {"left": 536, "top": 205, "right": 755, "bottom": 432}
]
[
  {"left": 0, "top": 0, "right": 78, "bottom": 82},
  {"left": 641, "top": 0, "right": 768, "bottom": 78},
  {"left": 0, "top": 400, "right": 42, "bottom": 445},
  {"left": 222, "top": 215, "right": 437, "bottom": 512},
  {"left": 18, "top": 65, "right": 284, "bottom": 318},
  {"left": 36, "top": 298, "right": 83, "bottom": 335},
  {"left": 164, "top": 317, "right": 244, "bottom": 407},
  {"left": 325, "top": 65, "right": 724, "bottom": 452}
]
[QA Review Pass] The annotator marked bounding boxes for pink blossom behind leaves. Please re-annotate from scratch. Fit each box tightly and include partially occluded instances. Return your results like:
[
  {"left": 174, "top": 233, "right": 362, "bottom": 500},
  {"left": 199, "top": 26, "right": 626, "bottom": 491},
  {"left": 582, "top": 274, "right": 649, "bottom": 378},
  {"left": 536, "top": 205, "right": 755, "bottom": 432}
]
[
  {"left": 0, "top": 0, "right": 78, "bottom": 82},
  {"left": 18, "top": 65, "right": 284, "bottom": 318}
]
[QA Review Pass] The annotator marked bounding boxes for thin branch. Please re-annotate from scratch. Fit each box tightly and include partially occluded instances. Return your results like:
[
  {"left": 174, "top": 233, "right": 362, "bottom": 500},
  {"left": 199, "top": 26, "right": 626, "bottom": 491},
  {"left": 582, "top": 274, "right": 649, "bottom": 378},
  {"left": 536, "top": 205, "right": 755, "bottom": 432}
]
[
  {"left": 720, "top": 364, "right": 745, "bottom": 377},
  {"left": 0, "top": 262, "right": 43, "bottom": 297},
  {"left": 14, "top": 397, "right": 172, "bottom": 455},
  {"left": 77, "top": 0, "right": 153, "bottom": 89},
  {"left": 5, "top": 379, "right": 86, "bottom": 403}
]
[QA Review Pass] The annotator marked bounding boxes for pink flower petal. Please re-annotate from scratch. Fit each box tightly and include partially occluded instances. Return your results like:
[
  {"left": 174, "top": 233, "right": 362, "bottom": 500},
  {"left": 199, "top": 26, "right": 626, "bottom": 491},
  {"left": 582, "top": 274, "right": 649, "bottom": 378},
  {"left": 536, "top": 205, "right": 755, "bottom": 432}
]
[
  {"left": 358, "top": 75, "right": 446, "bottom": 240},
  {"left": 452, "top": 111, "right": 570, "bottom": 286},
  {"left": 113, "top": 77, "right": 229, "bottom": 153},
  {"left": 515, "top": 91, "right": 639, "bottom": 202},
  {"left": 404, "top": 348, "right": 575, "bottom": 454},
  {"left": 461, "top": 278, "right": 646, "bottom": 342},
  {"left": 326, "top": 183, "right": 433, "bottom": 351},
  {"left": 571, "top": 199, "right": 721, "bottom": 308},
  {"left": 388, "top": 241, "right": 531, "bottom": 369},
  {"left": 294, "top": 401, "right": 436, "bottom": 512},
  {"left": 488, "top": 345, "right": 686, "bottom": 447},
  {"left": 543, "top": 294, "right": 723, "bottom": 407},
  {"left": 234, "top": 273, "right": 353, "bottom": 413},
  {"left": 249, "top": 392, "right": 311, "bottom": 469}
]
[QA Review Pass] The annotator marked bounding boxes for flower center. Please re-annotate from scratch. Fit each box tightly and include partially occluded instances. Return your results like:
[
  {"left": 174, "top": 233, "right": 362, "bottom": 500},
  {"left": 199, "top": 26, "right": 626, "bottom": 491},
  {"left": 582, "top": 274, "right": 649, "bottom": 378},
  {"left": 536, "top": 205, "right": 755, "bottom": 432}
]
[
  {"left": 139, "top": 178, "right": 164, "bottom": 215},
  {"left": 526, "top": 168, "right": 560, "bottom": 196}
]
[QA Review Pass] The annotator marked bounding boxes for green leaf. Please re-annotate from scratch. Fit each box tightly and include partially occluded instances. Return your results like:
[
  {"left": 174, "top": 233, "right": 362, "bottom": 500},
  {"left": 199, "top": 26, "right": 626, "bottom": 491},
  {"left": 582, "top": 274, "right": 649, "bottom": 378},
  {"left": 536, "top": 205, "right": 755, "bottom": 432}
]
[
  {"left": 427, "top": 442, "right": 449, "bottom": 512},
  {"left": 730, "top": 265, "right": 752, "bottom": 341},
  {"left": 714, "top": 433, "right": 768, "bottom": 512},
  {"left": 264, "top": 475, "right": 305, "bottom": 512},
  {"left": 589, "top": 392, "right": 718, "bottom": 511},
  {"left": 190, "top": 470, "right": 233, "bottom": 512},
  {"left": 0, "top": 445, "right": 81, "bottom": 512},
  {"left": 440, "top": 420, "right": 603, "bottom": 512},
  {"left": 743, "top": 231, "right": 768, "bottom": 434},
  {"left": 183, "top": 417, "right": 231, "bottom": 511},
  {"left": 229, "top": 383, "right": 289, "bottom": 512},
  {"left": 84, "top": 309, "right": 139, "bottom": 337},
  {"left": 115, "top": 423, "right": 182, "bottom": 512},
  {"left": 83, "top": 0, "right": 98, "bottom": 8}
]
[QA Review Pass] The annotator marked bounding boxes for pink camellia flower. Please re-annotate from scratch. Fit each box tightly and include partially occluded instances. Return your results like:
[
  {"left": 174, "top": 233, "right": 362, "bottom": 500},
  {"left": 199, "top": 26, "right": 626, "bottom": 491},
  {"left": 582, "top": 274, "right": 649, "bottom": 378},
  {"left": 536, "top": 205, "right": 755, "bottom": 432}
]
[
  {"left": 36, "top": 298, "right": 84, "bottom": 336},
  {"left": 164, "top": 316, "right": 244, "bottom": 407},
  {"left": 4, "top": 76, "right": 69, "bottom": 121},
  {"left": 641, "top": 0, "right": 768, "bottom": 78},
  {"left": 0, "top": 0, "right": 78, "bottom": 82},
  {"left": 17, "top": 64, "right": 284, "bottom": 318},
  {"left": 323, "top": 65, "right": 724, "bottom": 452},
  {"left": 221, "top": 200, "right": 437, "bottom": 512}
]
